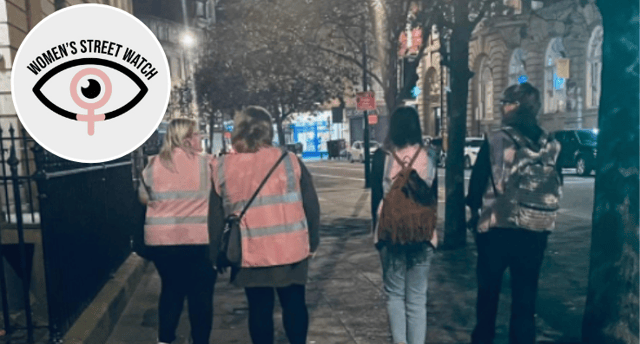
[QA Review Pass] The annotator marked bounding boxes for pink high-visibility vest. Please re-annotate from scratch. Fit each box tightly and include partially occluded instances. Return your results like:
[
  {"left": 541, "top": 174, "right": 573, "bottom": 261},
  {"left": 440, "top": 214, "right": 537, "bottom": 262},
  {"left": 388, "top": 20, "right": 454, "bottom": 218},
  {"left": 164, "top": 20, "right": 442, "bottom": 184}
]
[
  {"left": 143, "top": 149, "right": 211, "bottom": 246},
  {"left": 212, "top": 147, "right": 310, "bottom": 267}
]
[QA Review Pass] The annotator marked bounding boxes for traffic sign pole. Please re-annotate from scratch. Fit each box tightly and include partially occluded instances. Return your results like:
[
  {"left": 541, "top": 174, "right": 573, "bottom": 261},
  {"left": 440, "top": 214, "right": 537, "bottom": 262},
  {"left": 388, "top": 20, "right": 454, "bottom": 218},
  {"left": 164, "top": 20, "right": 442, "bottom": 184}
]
[{"left": 362, "top": 36, "right": 371, "bottom": 188}]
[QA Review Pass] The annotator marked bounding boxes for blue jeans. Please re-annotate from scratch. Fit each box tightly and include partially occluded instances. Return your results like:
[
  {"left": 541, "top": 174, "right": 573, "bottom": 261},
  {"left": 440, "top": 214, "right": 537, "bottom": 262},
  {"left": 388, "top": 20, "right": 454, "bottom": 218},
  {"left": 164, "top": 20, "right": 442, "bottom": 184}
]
[{"left": 380, "top": 244, "right": 434, "bottom": 344}]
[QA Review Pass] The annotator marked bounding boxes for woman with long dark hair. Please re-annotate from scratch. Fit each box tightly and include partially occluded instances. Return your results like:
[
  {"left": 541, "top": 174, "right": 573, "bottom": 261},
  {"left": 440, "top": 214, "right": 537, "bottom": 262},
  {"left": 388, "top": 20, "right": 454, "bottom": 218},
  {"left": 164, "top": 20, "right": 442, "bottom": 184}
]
[{"left": 371, "top": 106, "right": 438, "bottom": 344}]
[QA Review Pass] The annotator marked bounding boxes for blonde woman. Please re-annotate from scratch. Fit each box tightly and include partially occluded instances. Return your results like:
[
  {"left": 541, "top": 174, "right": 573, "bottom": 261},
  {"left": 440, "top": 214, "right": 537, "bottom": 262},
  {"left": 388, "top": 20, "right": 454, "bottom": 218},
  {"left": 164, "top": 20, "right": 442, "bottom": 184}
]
[
  {"left": 138, "top": 118, "right": 215, "bottom": 344},
  {"left": 209, "top": 106, "right": 320, "bottom": 344}
]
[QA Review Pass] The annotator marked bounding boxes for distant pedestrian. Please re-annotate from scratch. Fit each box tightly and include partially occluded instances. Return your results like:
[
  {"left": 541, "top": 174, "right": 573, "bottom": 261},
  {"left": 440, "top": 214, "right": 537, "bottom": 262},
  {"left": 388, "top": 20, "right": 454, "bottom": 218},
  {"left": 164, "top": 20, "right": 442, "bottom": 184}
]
[
  {"left": 138, "top": 118, "right": 216, "bottom": 344},
  {"left": 371, "top": 106, "right": 439, "bottom": 344},
  {"left": 466, "top": 82, "right": 563, "bottom": 344},
  {"left": 209, "top": 106, "right": 320, "bottom": 344}
]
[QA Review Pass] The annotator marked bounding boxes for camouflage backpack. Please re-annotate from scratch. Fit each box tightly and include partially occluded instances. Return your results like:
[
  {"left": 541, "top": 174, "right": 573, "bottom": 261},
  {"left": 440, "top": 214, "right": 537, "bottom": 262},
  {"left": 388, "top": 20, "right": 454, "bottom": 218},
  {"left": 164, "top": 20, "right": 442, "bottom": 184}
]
[
  {"left": 377, "top": 148, "right": 437, "bottom": 243},
  {"left": 500, "top": 127, "right": 562, "bottom": 231}
]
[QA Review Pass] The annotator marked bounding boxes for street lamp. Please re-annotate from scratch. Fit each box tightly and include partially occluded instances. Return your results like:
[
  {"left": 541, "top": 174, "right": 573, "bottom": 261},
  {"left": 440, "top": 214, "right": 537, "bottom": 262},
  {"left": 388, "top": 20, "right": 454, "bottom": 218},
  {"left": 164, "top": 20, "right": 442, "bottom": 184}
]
[{"left": 181, "top": 31, "right": 195, "bottom": 47}]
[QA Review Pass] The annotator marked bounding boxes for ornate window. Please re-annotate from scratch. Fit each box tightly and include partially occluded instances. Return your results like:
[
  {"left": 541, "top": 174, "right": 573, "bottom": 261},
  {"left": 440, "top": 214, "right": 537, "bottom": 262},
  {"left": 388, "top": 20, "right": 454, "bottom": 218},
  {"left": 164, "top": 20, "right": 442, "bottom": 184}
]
[
  {"left": 544, "top": 38, "right": 567, "bottom": 113},
  {"left": 477, "top": 58, "right": 494, "bottom": 120},
  {"left": 586, "top": 26, "right": 603, "bottom": 109},
  {"left": 508, "top": 48, "right": 527, "bottom": 86}
]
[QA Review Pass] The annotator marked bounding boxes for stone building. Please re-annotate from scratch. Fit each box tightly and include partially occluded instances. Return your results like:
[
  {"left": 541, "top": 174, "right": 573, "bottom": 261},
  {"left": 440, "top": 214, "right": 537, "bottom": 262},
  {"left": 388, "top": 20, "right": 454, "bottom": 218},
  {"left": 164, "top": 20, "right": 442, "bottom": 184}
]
[
  {"left": 133, "top": 0, "right": 216, "bottom": 120},
  {"left": 0, "top": 0, "right": 133, "bottom": 133},
  {"left": 416, "top": 0, "right": 603, "bottom": 138}
]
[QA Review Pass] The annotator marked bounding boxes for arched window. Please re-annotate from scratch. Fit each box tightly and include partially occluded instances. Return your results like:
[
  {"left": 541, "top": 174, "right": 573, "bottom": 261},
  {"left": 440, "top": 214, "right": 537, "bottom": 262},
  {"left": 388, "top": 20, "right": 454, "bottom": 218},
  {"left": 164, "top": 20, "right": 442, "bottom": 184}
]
[
  {"left": 508, "top": 48, "right": 527, "bottom": 85},
  {"left": 544, "top": 38, "right": 568, "bottom": 113},
  {"left": 477, "top": 58, "right": 494, "bottom": 120},
  {"left": 586, "top": 26, "right": 603, "bottom": 109}
]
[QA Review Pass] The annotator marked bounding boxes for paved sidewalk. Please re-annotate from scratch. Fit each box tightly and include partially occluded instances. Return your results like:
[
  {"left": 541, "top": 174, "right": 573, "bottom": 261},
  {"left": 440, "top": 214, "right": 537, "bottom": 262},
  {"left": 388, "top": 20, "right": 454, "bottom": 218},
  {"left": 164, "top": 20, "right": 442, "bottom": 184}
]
[{"left": 106, "top": 189, "right": 589, "bottom": 344}]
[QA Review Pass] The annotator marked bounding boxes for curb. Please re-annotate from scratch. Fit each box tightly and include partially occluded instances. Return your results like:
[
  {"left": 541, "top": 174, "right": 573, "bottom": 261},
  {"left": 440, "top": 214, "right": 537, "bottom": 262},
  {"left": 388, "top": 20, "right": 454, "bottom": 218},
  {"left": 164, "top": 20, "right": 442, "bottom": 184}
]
[{"left": 61, "top": 253, "right": 150, "bottom": 344}]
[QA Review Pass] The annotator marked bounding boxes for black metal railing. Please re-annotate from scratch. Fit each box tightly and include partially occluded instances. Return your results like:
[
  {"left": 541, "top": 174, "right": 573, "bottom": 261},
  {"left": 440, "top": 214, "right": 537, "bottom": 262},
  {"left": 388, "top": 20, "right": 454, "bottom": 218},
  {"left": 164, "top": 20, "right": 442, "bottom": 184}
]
[
  {"left": 0, "top": 123, "right": 144, "bottom": 343},
  {"left": 0, "top": 126, "right": 39, "bottom": 225},
  {"left": 33, "top": 146, "right": 143, "bottom": 342}
]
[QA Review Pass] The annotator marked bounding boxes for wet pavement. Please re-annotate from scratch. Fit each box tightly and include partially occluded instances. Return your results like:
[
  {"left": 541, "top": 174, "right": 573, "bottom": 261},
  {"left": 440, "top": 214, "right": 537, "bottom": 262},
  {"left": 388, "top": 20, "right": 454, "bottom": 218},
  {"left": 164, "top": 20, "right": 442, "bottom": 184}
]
[{"left": 106, "top": 185, "right": 589, "bottom": 344}]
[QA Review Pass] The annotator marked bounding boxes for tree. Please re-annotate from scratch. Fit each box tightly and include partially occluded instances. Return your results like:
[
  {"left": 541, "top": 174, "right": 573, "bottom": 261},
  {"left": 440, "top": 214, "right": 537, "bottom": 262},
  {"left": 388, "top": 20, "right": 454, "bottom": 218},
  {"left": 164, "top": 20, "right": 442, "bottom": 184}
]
[
  {"left": 195, "top": 0, "right": 359, "bottom": 145},
  {"left": 582, "top": 0, "right": 639, "bottom": 342}
]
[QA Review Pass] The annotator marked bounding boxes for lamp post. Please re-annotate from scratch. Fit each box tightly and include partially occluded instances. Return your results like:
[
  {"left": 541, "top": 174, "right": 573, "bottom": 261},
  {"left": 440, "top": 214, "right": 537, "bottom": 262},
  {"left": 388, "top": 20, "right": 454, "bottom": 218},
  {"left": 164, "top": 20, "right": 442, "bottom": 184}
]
[{"left": 180, "top": 31, "right": 198, "bottom": 118}]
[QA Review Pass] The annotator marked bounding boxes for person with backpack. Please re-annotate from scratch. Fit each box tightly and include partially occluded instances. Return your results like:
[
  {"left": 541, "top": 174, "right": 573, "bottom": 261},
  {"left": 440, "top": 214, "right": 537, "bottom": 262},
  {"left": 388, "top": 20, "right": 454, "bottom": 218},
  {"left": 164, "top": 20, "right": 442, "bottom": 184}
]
[
  {"left": 208, "top": 106, "right": 320, "bottom": 344},
  {"left": 137, "top": 118, "right": 216, "bottom": 344},
  {"left": 466, "top": 83, "right": 563, "bottom": 344},
  {"left": 371, "top": 106, "right": 438, "bottom": 344}
]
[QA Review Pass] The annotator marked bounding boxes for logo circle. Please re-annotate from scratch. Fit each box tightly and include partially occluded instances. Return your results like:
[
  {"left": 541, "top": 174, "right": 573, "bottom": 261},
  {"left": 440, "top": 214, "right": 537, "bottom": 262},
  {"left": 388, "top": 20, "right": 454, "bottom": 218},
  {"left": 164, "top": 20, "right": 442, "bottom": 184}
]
[{"left": 11, "top": 4, "right": 171, "bottom": 163}]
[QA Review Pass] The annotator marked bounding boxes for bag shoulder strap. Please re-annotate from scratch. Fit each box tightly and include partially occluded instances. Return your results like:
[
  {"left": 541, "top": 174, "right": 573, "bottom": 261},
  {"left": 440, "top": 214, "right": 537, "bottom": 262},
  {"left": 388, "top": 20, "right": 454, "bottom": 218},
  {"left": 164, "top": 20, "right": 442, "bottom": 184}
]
[
  {"left": 407, "top": 147, "right": 422, "bottom": 169},
  {"left": 390, "top": 150, "right": 405, "bottom": 168},
  {"left": 484, "top": 137, "right": 499, "bottom": 197},
  {"left": 501, "top": 127, "right": 525, "bottom": 150},
  {"left": 390, "top": 146, "right": 422, "bottom": 170},
  {"left": 238, "top": 149, "right": 289, "bottom": 220}
]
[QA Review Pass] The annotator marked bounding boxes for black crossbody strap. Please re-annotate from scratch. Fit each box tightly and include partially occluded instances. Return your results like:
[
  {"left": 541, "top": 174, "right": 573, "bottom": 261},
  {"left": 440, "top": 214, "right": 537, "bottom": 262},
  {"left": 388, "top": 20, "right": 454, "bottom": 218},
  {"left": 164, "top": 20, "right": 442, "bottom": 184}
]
[
  {"left": 484, "top": 135, "right": 499, "bottom": 197},
  {"left": 238, "top": 150, "right": 289, "bottom": 220}
]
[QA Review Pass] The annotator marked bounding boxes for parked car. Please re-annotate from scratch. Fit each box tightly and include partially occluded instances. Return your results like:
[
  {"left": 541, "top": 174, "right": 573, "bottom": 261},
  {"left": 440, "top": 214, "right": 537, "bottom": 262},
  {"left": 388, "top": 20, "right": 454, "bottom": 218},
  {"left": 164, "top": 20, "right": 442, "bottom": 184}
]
[
  {"left": 347, "top": 140, "right": 381, "bottom": 163},
  {"left": 464, "top": 137, "right": 485, "bottom": 169},
  {"left": 284, "top": 142, "right": 304, "bottom": 158},
  {"left": 552, "top": 129, "right": 598, "bottom": 176}
]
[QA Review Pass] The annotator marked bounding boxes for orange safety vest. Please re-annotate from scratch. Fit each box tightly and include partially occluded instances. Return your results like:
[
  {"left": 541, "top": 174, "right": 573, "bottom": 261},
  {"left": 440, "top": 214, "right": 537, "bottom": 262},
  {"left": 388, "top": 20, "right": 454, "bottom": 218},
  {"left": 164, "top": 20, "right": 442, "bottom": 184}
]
[
  {"left": 212, "top": 147, "right": 310, "bottom": 268},
  {"left": 143, "top": 149, "right": 211, "bottom": 246}
]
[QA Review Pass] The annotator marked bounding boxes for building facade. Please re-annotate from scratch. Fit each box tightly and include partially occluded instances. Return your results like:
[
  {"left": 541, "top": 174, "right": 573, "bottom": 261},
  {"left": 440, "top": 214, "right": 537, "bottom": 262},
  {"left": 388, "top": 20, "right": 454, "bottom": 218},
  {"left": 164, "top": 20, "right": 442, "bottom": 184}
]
[
  {"left": 416, "top": 0, "right": 602, "bottom": 137},
  {"left": 133, "top": 0, "right": 215, "bottom": 120}
]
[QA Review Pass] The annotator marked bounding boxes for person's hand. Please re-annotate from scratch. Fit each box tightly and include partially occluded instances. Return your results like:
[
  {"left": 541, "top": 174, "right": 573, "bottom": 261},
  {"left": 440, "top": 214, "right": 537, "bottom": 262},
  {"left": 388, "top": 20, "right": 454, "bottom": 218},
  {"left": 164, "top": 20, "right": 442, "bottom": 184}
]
[
  {"left": 216, "top": 254, "right": 229, "bottom": 274},
  {"left": 467, "top": 208, "right": 480, "bottom": 233}
]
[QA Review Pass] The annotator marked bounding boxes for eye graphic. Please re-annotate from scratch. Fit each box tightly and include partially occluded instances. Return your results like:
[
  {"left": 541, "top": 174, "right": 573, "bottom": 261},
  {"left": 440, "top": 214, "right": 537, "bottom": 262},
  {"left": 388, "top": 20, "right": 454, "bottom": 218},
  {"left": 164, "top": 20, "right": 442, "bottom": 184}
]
[{"left": 32, "top": 58, "right": 148, "bottom": 135}]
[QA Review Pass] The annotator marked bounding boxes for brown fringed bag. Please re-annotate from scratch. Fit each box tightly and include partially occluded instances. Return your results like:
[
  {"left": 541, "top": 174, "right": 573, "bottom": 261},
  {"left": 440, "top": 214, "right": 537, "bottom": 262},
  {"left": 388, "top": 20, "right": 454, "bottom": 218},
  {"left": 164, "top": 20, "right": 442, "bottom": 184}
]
[{"left": 377, "top": 148, "right": 438, "bottom": 244}]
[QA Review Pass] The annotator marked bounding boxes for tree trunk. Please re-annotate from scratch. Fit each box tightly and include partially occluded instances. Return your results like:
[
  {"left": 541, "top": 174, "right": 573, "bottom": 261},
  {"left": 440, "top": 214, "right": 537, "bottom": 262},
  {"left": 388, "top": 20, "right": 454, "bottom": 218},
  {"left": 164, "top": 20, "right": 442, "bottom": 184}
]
[
  {"left": 443, "top": 25, "right": 474, "bottom": 249},
  {"left": 582, "top": 1, "right": 639, "bottom": 343},
  {"left": 274, "top": 110, "right": 286, "bottom": 146},
  {"left": 369, "top": 0, "right": 399, "bottom": 116}
]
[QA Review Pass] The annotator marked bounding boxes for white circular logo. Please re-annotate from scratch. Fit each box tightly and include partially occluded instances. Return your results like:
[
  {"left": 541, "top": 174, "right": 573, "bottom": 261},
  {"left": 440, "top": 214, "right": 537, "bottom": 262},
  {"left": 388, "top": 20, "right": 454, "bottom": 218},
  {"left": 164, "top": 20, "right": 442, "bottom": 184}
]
[{"left": 12, "top": 4, "right": 171, "bottom": 163}]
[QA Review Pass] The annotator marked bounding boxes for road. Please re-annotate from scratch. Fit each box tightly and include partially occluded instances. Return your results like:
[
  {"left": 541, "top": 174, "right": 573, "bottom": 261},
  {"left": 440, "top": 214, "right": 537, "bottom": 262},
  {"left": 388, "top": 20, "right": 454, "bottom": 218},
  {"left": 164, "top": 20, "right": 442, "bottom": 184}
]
[{"left": 305, "top": 158, "right": 595, "bottom": 222}]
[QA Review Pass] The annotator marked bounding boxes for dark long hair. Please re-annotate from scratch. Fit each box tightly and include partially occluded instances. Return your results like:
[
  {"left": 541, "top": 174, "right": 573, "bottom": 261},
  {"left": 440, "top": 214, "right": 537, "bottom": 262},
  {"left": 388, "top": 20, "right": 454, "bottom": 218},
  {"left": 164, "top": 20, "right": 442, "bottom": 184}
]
[{"left": 384, "top": 106, "right": 423, "bottom": 150}]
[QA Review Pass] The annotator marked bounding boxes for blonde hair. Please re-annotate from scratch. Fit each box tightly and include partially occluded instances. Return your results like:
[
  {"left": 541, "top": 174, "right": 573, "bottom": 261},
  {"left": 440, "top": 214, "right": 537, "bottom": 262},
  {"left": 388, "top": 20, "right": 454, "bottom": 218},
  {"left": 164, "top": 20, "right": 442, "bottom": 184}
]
[
  {"left": 158, "top": 118, "right": 198, "bottom": 168},
  {"left": 231, "top": 106, "right": 274, "bottom": 153}
]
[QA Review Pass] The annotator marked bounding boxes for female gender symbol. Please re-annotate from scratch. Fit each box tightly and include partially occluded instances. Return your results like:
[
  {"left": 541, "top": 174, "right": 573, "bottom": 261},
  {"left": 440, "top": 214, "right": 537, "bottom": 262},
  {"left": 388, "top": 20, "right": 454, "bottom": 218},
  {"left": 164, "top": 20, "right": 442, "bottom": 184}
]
[{"left": 70, "top": 68, "right": 112, "bottom": 136}]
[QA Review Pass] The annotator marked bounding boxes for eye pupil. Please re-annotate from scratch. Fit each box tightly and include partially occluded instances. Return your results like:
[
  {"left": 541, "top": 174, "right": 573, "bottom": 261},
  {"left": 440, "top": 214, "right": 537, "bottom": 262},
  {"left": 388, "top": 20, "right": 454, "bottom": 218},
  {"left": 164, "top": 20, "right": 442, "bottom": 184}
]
[{"left": 81, "top": 79, "right": 101, "bottom": 99}]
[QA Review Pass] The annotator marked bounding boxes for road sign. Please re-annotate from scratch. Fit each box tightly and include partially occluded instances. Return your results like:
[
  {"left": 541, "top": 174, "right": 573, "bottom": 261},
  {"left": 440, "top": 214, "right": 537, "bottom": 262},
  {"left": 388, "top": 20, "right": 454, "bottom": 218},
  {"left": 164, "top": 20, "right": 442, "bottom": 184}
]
[
  {"left": 356, "top": 91, "right": 376, "bottom": 111},
  {"left": 368, "top": 114, "right": 378, "bottom": 125}
]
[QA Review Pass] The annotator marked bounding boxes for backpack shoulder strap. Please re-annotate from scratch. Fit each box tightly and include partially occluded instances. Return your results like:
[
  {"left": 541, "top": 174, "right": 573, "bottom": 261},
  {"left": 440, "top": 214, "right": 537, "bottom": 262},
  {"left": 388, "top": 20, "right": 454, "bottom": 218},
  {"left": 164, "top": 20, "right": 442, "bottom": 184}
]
[
  {"left": 390, "top": 150, "right": 406, "bottom": 168},
  {"left": 501, "top": 127, "right": 526, "bottom": 150},
  {"left": 407, "top": 147, "right": 422, "bottom": 169}
]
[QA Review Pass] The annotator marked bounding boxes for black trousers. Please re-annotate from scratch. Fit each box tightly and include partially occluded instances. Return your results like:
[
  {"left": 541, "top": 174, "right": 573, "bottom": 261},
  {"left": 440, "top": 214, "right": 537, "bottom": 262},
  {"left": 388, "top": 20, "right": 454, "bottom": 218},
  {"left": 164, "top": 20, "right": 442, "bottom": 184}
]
[
  {"left": 244, "top": 284, "right": 309, "bottom": 344},
  {"left": 471, "top": 228, "right": 548, "bottom": 344},
  {"left": 152, "top": 246, "right": 216, "bottom": 344}
]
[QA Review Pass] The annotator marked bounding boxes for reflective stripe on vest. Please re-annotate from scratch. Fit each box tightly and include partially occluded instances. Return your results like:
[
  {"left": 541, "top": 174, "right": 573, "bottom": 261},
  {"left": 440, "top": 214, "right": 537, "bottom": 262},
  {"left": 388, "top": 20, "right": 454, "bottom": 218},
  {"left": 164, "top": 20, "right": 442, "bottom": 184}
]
[
  {"left": 144, "top": 152, "right": 210, "bottom": 246},
  {"left": 215, "top": 148, "right": 310, "bottom": 267}
]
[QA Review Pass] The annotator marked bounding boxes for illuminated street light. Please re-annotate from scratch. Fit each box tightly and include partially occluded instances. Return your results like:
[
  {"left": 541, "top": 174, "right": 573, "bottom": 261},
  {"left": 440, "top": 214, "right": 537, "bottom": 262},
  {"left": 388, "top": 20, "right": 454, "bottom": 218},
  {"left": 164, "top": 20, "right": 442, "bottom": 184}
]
[{"left": 181, "top": 32, "right": 195, "bottom": 47}]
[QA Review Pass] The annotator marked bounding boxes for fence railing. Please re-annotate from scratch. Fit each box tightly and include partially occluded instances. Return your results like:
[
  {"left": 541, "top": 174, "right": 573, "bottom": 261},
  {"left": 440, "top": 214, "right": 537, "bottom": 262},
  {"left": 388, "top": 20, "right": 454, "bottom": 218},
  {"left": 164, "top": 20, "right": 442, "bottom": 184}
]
[
  {"left": 0, "top": 124, "right": 143, "bottom": 343},
  {"left": 0, "top": 125, "right": 39, "bottom": 225}
]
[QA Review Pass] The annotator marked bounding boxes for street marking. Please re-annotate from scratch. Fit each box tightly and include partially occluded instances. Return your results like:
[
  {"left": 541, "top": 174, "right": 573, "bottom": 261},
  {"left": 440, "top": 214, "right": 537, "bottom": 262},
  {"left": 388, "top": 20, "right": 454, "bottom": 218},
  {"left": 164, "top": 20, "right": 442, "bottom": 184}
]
[{"left": 311, "top": 173, "right": 365, "bottom": 181}]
